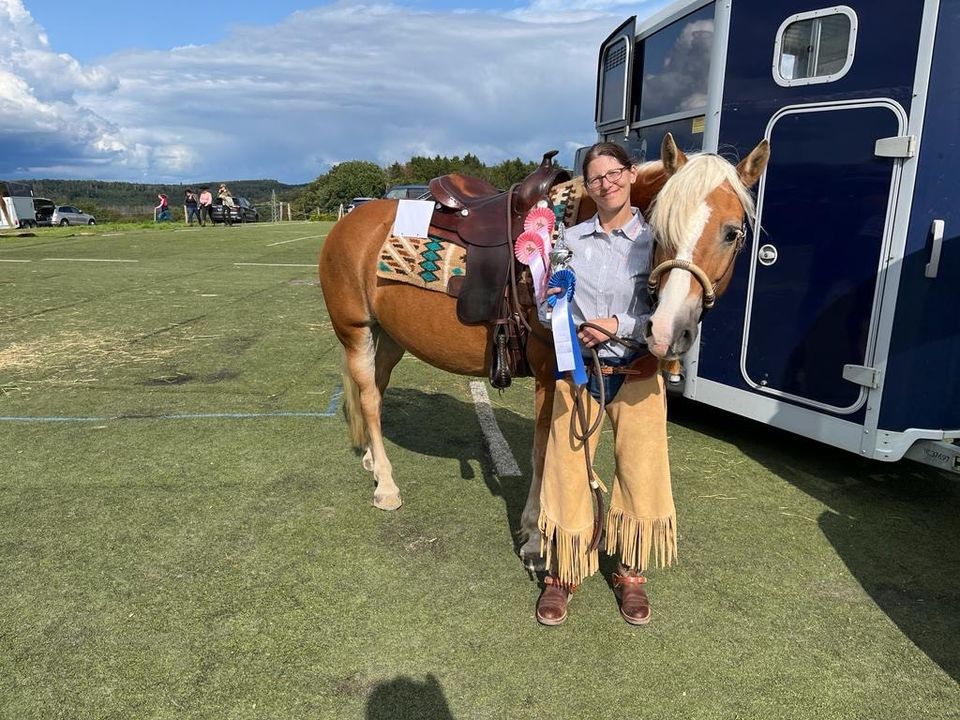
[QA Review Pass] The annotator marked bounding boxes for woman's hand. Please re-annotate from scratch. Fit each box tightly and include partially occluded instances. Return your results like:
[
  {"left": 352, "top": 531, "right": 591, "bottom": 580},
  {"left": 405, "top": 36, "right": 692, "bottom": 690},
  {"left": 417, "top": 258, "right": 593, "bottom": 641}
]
[{"left": 578, "top": 317, "right": 619, "bottom": 348}]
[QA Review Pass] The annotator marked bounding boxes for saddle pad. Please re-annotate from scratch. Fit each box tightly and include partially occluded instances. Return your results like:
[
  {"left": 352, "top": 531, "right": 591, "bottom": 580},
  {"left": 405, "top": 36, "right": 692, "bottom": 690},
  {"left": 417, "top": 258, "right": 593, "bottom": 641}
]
[
  {"left": 548, "top": 177, "right": 585, "bottom": 238},
  {"left": 376, "top": 234, "right": 466, "bottom": 293}
]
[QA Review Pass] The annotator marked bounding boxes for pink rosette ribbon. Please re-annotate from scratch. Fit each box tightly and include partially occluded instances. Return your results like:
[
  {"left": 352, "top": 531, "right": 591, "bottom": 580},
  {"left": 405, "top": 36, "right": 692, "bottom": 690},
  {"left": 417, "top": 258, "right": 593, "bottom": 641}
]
[
  {"left": 523, "top": 206, "right": 555, "bottom": 260},
  {"left": 524, "top": 206, "right": 555, "bottom": 237},
  {"left": 514, "top": 230, "right": 548, "bottom": 301}
]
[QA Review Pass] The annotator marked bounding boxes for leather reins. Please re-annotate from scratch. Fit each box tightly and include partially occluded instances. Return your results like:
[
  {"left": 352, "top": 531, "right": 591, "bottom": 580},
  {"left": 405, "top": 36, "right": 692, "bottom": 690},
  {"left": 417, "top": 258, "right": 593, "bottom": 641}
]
[{"left": 569, "top": 322, "right": 645, "bottom": 552}]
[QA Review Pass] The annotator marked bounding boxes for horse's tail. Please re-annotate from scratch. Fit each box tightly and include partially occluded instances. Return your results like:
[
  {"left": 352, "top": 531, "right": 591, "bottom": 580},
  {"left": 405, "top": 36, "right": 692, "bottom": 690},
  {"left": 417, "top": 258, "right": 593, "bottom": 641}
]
[{"left": 341, "top": 362, "right": 368, "bottom": 450}]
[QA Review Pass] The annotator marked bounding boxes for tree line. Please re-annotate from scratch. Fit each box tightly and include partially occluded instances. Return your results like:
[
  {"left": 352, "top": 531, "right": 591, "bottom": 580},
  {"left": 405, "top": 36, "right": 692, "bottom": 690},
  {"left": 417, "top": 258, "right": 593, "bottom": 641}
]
[{"left": 291, "top": 154, "right": 547, "bottom": 217}]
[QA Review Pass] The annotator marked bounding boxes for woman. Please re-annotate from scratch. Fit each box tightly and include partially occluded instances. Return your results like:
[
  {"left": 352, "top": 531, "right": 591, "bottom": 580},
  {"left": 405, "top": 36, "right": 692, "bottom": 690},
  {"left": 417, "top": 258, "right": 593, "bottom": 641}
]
[
  {"left": 536, "top": 142, "right": 676, "bottom": 626},
  {"left": 218, "top": 184, "right": 235, "bottom": 226},
  {"left": 155, "top": 193, "right": 170, "bottom": 222}
]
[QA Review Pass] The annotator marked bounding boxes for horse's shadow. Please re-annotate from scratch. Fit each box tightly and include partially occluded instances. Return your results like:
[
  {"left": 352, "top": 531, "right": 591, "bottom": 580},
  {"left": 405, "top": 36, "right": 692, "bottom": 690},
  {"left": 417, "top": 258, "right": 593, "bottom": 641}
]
[
  {"left": 668, "top": 397, "right": 960, "bottom": 681},
  {"left": 378, "top": 386, "right": 534, "bottom": 550}
]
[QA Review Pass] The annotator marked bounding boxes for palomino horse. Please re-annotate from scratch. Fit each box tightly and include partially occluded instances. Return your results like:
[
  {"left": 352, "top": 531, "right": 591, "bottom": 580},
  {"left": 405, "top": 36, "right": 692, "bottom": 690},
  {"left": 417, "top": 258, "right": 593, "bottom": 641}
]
[{"left": 318, "top": 133, "right": 769, "bottom": 566}]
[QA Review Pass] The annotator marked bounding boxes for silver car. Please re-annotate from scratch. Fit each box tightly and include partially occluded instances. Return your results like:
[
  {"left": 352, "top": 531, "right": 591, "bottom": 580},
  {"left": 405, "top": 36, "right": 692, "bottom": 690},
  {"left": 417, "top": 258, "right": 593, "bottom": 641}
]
[{"left": 51, "top": 205, "right": 96, "bottom": 226}]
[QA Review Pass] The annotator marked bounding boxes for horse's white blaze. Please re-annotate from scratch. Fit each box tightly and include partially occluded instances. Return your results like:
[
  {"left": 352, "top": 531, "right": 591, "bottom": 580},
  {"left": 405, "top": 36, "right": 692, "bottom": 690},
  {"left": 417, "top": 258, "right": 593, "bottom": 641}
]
[{"left": 648, "top": 202, "right": 710, "bottom": 356}]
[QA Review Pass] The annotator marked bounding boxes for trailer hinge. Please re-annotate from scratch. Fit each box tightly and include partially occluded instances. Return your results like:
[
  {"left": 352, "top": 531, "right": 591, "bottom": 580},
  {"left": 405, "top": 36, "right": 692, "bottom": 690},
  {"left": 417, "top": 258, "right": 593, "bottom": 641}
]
[
  {"left": 874, "top": 135, "right": 916, "bottom": 158},
  {"left": 843, "top": 364, "right": 882, "bottom": 388}
]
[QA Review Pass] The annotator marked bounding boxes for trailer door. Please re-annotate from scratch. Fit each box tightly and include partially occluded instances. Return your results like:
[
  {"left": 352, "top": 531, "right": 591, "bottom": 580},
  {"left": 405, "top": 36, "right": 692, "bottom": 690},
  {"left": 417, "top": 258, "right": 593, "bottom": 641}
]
[{"left": 741, "top": 101, "right": 905, "bottom": 413}]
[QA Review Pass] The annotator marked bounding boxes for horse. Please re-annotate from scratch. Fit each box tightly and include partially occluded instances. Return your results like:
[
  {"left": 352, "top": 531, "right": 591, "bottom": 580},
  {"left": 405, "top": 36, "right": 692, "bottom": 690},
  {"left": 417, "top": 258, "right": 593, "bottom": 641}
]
[{"left": 318, "top": 133, "right": 770, "bottom": 567}]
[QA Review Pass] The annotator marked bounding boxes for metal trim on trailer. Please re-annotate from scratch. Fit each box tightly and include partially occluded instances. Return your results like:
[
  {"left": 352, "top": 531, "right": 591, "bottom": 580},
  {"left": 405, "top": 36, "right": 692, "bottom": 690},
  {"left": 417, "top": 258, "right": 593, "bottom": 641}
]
[
  {"left": 860, "top": 0, "right": 943, "bottom": 461},
  {"left": 771, "top": 5, "right": 859, "bottom": 87},
  {"left": 679, "top": 0, "right": 734, "bottom": 399},
  {"left": 693, "top": 376, "right": 868, "bottom": 453}
]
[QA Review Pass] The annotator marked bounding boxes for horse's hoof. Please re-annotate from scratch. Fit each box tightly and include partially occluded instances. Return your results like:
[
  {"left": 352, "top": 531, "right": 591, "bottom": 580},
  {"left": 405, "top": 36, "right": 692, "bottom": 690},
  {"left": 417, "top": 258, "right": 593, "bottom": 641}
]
[
  {"left": 519, "top": 538, "right": 546, "bottom": 571},
  {"left": 361, "top": 448, "right": 374, "bottom": 472},
  {"left": 373, "top": 492, "right": 402, "bottom": 511}
]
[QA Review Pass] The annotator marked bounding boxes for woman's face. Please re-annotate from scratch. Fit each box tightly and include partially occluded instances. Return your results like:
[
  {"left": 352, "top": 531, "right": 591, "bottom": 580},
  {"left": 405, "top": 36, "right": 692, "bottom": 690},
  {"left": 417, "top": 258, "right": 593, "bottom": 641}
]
[{"left": 584, "top": 154, "right": 636, "bottom": 214}]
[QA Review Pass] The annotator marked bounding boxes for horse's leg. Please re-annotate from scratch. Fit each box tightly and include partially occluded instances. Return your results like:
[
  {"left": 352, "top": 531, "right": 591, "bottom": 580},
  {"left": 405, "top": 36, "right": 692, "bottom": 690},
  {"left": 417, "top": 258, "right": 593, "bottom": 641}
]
[
  {"left": 341, "top": 325, "right": 405, "bottom": 510},
  {"left": 518, "top": 378, "right": 553, "bottom": 570},
  {"left": 360, "top": 329, "right": 405, "bottom": 473}
]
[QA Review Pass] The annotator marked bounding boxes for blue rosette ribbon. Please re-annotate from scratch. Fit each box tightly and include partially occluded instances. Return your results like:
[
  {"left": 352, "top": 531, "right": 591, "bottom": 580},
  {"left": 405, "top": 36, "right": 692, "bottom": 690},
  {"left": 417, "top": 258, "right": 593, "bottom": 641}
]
[{"left": 547, "top": 268, "right": 588, "bottom": 386}]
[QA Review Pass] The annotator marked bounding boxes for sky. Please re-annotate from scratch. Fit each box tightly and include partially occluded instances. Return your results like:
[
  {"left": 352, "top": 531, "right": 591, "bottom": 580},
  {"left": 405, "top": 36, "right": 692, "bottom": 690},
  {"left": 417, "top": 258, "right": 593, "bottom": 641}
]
[{"left": 1, "top": 0, "right": 673, "bottom": 184}]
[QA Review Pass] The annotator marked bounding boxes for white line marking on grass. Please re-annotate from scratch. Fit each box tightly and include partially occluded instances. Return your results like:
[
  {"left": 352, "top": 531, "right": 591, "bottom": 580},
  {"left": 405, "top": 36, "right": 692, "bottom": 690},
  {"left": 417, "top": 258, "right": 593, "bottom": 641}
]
[
  {"left": 267, "top": 234, "right": 325, "bottom": 247},
  {"left": 0, "top": 259, "right": 31, "bottom": 263},
  {"left": 43, "top": 258, "right": 138, "bottom": 263},
  {"left": 234, "top": 262, "right": 316, "bottom": 268},
  {"left": 469, "top": 381, "right": 521, "bottom": 477}
]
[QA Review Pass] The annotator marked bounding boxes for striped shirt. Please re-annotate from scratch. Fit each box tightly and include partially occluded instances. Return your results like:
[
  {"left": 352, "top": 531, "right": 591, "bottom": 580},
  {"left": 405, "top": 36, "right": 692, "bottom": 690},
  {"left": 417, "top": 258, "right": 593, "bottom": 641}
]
[{"left": 539, "top": 208, "right": 654, "bottom": 360}]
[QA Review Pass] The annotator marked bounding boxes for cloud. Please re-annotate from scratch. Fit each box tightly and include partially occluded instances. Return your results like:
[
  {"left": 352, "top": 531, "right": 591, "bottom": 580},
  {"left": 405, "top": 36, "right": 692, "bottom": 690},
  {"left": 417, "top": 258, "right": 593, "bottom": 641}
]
[
  {"left": 0, "top": 0, "right": 130, "bottom": 176},
  {"left": 1, "top": 0, "right": 671, "bottom": 182}
]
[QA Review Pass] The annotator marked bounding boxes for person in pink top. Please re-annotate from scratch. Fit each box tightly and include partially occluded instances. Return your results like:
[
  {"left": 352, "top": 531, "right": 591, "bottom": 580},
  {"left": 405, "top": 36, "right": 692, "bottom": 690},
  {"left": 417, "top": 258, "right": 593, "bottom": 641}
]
[{"left": 198, "top": 186, "right": 213, "bottom": 227}]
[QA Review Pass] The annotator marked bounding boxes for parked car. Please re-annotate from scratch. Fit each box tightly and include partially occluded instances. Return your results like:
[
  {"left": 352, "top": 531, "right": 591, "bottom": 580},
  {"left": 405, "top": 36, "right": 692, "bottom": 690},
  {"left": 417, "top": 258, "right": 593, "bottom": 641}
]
[
  {"left": 383, "top": 184, "right": 430, "bottom": 200},
  {"left": 210, "top": 196, "right": 259, "bottom": 224},
  {"left": 51, "top": 205, "right": 96, "bottom": 226},
  {"left": 33, "top": 198, "right": 55, "bottom": 227},
  {"left": 346, "top": 197, "right": 375, "bottom": 213}
]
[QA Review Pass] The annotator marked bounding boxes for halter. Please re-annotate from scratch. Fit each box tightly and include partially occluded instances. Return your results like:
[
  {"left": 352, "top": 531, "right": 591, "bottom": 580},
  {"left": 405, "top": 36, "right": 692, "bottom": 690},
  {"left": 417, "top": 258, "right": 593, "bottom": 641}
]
[{"left": 646, "top": 221, "right": 746, "bottom": 318}]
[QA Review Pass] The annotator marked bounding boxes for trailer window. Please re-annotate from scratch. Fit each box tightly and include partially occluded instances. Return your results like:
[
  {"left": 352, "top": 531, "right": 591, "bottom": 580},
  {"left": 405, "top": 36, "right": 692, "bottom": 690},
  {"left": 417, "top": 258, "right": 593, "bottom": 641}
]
[
  {"left": 633, "top": 4, "right": 714, "bottom": 123},
  {"left": 599, "top": 37, "right": 629, "bottom": 125},
  {"left": 774, "top": 7, "right": 857, "bottom": 86}
]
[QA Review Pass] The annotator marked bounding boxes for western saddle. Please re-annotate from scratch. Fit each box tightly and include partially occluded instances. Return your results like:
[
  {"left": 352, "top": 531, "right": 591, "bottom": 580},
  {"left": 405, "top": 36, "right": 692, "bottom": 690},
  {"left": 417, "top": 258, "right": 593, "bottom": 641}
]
[{"left": 424, "top": 150, "right": 571, "bottom": 387}]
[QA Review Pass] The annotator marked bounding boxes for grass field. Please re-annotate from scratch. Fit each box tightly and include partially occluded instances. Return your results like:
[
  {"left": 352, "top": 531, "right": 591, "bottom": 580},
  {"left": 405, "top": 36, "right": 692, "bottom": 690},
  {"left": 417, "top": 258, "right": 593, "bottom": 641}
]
[{"left": 1, "top": 222, "right": 957, "bottom": 719}]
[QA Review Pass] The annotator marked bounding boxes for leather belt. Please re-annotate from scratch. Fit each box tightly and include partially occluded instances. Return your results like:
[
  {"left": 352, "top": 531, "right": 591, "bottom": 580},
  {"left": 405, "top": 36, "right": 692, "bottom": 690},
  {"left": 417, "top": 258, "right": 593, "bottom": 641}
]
[{"left": 586, "top": 354, "right": 658, "bottom": 379}]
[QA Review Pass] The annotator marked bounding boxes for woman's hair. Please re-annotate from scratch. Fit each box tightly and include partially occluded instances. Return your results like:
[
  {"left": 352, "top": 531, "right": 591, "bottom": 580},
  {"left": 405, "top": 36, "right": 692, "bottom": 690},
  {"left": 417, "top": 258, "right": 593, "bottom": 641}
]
[{"left": 580, "top": 142, "right": 633, "bottom": 178}]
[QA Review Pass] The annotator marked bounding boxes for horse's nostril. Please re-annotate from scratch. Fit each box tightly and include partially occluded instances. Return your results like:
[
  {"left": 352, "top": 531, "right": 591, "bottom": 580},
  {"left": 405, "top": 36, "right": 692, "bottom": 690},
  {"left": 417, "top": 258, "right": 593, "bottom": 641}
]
[{"left": 644, "top": 319, "right": 654, "bottom": 337}]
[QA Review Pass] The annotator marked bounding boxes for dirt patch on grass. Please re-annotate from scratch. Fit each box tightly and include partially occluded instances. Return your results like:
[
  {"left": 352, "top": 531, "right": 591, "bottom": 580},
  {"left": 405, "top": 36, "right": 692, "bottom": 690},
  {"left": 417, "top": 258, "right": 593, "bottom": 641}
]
[
  {"left": 0, "top": 331, "right": 180, "bottom": 390},
  {"left": 220, "top": 334, "right": 260, "bottom": 356},
  {"left": 381, "top": 516, "right": 446, "bottom": 558},
  {"left": 143, "top": 371, "right": 195, "bottom": 386}
]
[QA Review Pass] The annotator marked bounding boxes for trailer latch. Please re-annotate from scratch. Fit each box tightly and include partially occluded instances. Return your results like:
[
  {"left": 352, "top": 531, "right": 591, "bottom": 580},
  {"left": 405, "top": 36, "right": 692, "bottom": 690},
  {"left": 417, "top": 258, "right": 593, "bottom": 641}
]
[
  {"left": 874, "top": 135, "right": 916, "bottom": 158},
  {"left": 842, "top": 364, "right": 882, "bottom": 388}
]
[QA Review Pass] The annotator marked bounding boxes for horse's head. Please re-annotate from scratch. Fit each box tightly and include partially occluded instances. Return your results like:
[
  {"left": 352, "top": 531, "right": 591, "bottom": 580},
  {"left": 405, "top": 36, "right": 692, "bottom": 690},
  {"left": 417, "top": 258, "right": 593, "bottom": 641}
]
[{"left": 645, "top": 133, "right": 769, "bottom": 360}]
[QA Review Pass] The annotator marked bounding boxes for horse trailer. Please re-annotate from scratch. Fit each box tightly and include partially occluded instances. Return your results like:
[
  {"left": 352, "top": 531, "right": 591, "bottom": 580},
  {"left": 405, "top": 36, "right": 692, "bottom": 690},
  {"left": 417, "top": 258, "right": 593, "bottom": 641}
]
[
  {"left": 590, "top": 0, "right": 959, "bottom": 474},
  {"left": 0, "top": 181, "right": 38, "bottom": 229}
]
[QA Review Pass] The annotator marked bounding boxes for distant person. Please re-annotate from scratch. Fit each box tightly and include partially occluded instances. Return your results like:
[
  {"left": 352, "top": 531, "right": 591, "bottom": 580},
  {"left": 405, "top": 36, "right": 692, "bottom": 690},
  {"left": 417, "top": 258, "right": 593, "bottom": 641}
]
[
  {"left": 155, "top": 193, "right": 171, "bottom": 222},
  {"left": 217, "top": 183, "right": 235, "bottom": 226},
  {"left": 184, "top": 189, "right": 200, "bottom": 226},
  {"left": 198, "top": 186, "right": 213, "bottom": 226}
]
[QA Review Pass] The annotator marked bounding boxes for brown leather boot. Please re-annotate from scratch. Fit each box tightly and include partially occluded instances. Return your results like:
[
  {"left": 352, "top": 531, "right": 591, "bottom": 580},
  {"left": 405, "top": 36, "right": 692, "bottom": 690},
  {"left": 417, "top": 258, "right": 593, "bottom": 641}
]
[
  {"left": 613, "top": 565, "right": 650, "bottom": 625},
  {"left": 535, "top": 575, "right": 575, "bottom": 626}
]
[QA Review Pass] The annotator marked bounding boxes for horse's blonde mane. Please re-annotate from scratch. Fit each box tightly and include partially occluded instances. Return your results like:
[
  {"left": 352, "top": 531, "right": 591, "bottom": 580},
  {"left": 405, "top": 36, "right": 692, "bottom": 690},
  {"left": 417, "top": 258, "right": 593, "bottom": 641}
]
[{"left": 648, "top": 153, "right": 756, "bottom": 254}]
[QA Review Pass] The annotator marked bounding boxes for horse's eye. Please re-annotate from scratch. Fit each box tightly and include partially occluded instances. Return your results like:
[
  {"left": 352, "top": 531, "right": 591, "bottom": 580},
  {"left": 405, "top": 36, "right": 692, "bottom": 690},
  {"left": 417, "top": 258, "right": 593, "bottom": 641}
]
[{"left": 723, "top": 228, "right": 742, "bottom": 245}]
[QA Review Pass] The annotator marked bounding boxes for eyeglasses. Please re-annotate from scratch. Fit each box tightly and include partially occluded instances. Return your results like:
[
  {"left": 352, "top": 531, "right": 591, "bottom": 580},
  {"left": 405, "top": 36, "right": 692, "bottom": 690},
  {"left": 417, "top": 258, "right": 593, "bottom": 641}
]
[{"left": 585, "top": 166, "right": 630, "bottom": 190}]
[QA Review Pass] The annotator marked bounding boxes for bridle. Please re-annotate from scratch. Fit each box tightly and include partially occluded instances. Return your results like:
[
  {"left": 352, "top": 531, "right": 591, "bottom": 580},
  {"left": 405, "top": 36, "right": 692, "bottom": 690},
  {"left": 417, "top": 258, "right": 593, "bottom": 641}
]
[{"left": 646, "top": 220, "right": 746, "bottom": 318}]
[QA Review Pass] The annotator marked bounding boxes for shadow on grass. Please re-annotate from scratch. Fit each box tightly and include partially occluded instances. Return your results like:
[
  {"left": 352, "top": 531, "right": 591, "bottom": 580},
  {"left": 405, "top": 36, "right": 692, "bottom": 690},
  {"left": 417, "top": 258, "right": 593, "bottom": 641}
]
[
  {"left": 668, "top": 397, "right": 960, "bottom": 681},
  {"left": 366, "top": 673, "right": 454, "bottom": 720},
  {"left": 379, "top": 387, "right": 535, "bottom": 552}
]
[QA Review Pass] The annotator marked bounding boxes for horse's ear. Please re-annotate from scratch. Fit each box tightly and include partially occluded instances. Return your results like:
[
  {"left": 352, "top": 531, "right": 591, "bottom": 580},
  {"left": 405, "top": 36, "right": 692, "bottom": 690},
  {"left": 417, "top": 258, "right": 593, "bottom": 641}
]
[
  {"left": 736, "top": 139, "right": 770, "bottom": 188},
  {"left": 661, "top": 133, "right": 687, "bottom": 177}
]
